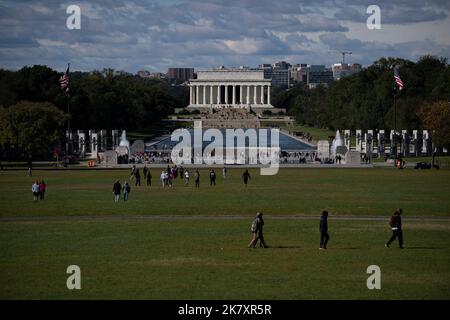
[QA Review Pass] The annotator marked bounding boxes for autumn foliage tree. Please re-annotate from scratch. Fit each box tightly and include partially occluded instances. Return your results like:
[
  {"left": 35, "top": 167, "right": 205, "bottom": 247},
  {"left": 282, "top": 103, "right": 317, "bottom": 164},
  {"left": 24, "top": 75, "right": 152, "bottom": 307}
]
[{"left": 417, "top": 100, "right": 450, "bottom": 165}]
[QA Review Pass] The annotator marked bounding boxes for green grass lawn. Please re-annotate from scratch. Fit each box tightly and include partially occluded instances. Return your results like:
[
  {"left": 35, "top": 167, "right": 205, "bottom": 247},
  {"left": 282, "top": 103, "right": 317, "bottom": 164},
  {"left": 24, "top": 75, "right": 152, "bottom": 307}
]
[
  {"left": 1, "top": 219, "right": 449, "bottom": 299},
  {"left": 1, "top": 168, "right": 449, "bottom": 217},
  {"left": 282, "top": 124, "right": 335, "bottom": 141},
  {"left": 0, "top": 168, "right": 449, "bottom": 299}
]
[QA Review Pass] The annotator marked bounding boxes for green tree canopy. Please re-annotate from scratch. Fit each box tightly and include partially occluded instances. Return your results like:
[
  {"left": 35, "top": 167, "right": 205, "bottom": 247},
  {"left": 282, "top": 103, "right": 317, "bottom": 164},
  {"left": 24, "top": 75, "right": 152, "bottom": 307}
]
[{"left": 0, "top": 101, "right": 67, "bottom": 160}]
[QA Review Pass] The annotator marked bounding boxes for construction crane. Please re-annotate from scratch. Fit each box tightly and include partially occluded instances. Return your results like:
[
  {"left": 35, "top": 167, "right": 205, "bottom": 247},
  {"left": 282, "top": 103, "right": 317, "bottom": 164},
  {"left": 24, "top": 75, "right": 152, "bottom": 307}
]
[
  {"left": 340, "top": 51, "right": 352, "bottom": 64},
  {"left": 329, "top": 50, "right": 353, "bottom": 64}
]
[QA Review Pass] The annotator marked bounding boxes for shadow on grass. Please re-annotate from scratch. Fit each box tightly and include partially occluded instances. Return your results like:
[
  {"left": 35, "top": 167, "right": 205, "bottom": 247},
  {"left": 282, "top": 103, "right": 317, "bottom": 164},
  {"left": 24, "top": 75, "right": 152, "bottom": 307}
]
[
  {"left": 270, "top": 246, "right": 303, "bottom": 249},
  {"left": 404, "top": 246, "right": 442, "bottom": 250}
]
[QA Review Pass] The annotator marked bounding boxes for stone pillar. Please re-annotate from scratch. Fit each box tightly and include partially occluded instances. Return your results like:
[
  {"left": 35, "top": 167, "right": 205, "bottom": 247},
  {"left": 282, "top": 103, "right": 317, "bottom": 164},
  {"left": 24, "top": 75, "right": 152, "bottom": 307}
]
[
  {"left": 196, "top": 85, "right": 199, "bottom": 105},
  {"left": 260, "top": 85, "right": 264, "bottom": 105},
  {"left": 225, "top": 85, "right": 228, "bottom": 104},
  {"left": 253, "top": 85, "right": 257, "bottom": 104},
  {"left": 232, "top": 85, "right": 236, "bottom": 105},
  {"left": 210, "top": 85, "right": 213, "bottom": 105},
  {"left": 217, "top": 85, "right": 221, "bottom": 104},
  {"left": 202, "top": 85, "right": 206, "bottom": 105},
  {"left": 240, "top": 85, "right": 243, "bottom": 104},
  {"left": 247, "top": 85, "right": 250, "bottom": 104},
  {"left": 267, "top": 85, "right": 271, "bottom": 105},
  {"left": 189, "top": 86, "right": 193, "bottom": 104}
]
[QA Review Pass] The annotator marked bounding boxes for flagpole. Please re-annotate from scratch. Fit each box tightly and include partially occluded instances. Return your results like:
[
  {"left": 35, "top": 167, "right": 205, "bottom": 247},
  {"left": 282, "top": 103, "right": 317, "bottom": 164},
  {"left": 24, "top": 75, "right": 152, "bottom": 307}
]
[
  {"left": 393, "top": 90, "right": 397, "bottom": 160},
  {"left": 66, "top": 63, "right": 70, "bottom": 166}
]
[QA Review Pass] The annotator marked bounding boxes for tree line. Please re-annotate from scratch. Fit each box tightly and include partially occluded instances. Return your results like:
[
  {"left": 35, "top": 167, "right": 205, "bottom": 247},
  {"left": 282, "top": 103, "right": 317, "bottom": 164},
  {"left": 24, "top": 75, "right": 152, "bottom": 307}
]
[
  {"left": 0, "top": 65, "right": 187, "bottom": 130},
  {"left": 273, "top": 55, "right": 450, "bottom": 132},
  {"left": 0, "top": 65, "right": 188, "bottom": 160}
]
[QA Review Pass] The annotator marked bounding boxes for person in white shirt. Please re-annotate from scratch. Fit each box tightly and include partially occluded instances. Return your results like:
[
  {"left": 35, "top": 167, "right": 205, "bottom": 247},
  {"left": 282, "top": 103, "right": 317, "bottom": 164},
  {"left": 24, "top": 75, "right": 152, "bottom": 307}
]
[
  {"left": 160, "top": 171, "right": 166, "bottom": 188},
  {"left": 31, "top": 181, "right": 40, "bottom": 201},
  {"left": 184, "top": 169, "right": 190, "bottom": 185}
]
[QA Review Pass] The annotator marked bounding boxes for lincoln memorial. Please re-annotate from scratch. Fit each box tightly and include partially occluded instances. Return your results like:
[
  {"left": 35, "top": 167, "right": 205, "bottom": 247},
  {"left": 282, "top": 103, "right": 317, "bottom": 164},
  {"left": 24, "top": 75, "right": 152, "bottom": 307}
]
[{"left": 186, "top": 67, "right": 282, "bottom": 114}]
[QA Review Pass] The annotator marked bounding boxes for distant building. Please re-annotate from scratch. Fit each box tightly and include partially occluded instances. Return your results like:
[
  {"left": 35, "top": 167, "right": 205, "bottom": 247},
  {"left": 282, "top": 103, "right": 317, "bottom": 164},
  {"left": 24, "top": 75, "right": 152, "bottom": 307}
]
[
  {"left": 258, "top": 61, "right": 291, "bottom": 88},
  {"left": 167, "top": 68, "right": 194, "bottom": 82},
  {"left": 332, "top": 63, "right": 362, "bottom": 80},
  {"left": 307, "top": 65, "right": 334, "bottom": 88},
  {"left": 138, "top": 71, "right": 166, "bottom": 79},
  {"left": 290, "top": 64, "right": 308, "bottom": 84}
]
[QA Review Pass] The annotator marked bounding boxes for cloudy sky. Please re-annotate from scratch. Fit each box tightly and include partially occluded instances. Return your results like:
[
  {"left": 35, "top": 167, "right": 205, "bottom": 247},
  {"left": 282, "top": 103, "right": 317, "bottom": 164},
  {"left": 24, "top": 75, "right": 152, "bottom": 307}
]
[{"left": 1, "top": 0, "right": 450, "bottom": 73}]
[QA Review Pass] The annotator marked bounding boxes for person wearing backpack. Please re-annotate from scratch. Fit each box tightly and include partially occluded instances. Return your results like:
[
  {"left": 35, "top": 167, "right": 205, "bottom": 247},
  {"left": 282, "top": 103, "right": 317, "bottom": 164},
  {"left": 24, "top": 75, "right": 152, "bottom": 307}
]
[
  {"left": 248, "top": 212, "right": 267, "bottom": 248},
  {"left": 386, "top": 208, "right": 404, "bottom": 249}
]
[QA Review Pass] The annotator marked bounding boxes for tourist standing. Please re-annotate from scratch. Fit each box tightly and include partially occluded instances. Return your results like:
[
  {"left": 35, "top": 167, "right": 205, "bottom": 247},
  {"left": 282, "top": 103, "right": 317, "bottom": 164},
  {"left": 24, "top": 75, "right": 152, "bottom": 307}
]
[
  {"left": 135, "top": 169, "right": 141, "bottom": 186},
  {"left": 248, "top": 212, "right": 267, "bottom": 248},
  {"left": 195, "top": 170, "right": 200, "bottom": 188},
  {"left": 143, "top": 166, "right": 148, "bottom": 180},
  {"left": 223, "top": 166, "right": 227, "bottom": 179},
  {"left": 242, "top": 169, "right": 251, "bottom": 186},
  {"left": 146, "top": 170, "right": 152, "bottom": 187},
  {"left": 130, "top": 165, "right": 136, "bottom": 180},
  {"left": 319, "top": 211, "right": 330, "bottom": 250},
  {"left": 113, "top": 180, "right": 121, "bottom": 203},
  {"left": 386, "top": 208, "right": 404, "bottom": 249},
  {"left": 39, "top": 180, "right": 47, "bottom": 200},
  {"left": 123, "top": 181, "right": 131, "bottom": 201},
  {"left": 160, "top": 171, "right": 166, "bottom": 188},
  {"left": 209, "top": 169, "right": 216, "bottom": 186},
  {"left": 184, "top": 169, "right": 190, "bottom": 185},
  {"left": 32, "top": 181, "right": 40, "bottom": 201}
]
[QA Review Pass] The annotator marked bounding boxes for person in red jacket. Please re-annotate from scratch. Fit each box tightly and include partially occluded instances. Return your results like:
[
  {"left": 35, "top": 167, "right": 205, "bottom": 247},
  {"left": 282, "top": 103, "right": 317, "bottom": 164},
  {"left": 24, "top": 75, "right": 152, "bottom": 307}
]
[{"left": 39, "top": 180, "right": 47, "bottom": 200}]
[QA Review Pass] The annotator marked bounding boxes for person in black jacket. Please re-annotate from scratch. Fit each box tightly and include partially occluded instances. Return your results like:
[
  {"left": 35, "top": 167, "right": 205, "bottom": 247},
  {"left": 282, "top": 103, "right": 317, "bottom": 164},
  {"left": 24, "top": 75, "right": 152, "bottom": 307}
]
[
  {"left": 209, "top": 169, "right": 216, "bottom": 186},
  {"left": 242, "top": 169, "right": 251, "bottom": 186},
  {"left": 319, "top": 210, "right": 330, "bottom": 250},
  {"left": 113, "top": 180, "right": 121, "bottom": 203},
  {"left": 386, "top": 208, "right": 404, "bottom": 249}
]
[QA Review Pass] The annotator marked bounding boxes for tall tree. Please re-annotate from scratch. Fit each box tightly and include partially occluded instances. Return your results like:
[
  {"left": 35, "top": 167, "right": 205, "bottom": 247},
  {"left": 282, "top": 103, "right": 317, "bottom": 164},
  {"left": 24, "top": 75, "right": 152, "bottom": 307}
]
[
  {"left": 417, "top": 101, "right": 450, "bottom": 166},
  {"left": 0, "top": 101, "right": 67, "bottom": 160}
]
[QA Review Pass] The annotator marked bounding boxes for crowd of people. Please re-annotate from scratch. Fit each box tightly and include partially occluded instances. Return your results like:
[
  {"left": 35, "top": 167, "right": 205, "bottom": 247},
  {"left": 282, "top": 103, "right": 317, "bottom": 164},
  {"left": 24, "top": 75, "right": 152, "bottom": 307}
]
[{"left": 28, "top": 166, "right": 405, "bottom": 251}]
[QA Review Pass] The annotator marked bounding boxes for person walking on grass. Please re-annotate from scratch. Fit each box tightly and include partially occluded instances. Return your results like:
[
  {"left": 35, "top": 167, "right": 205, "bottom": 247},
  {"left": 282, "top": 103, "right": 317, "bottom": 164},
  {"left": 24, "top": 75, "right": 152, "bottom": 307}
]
[
  {"left": 143, "top": 166, "right": 148, "bottom": 180},
  {"left": 135, "top": 168, "right": 141, "bottom": 187},
  {"left": 113, "top": 179, "right": 121, "bottom": 203},
  {"left": 209, "top": 169, "right": 216, "bottom": 186},
  {"left": 123, "top": 181, "right": 131, "bottom": 201},
  {"left": 146, "top": 170, "right": 152, "bottom": 187},
  {"left": 242, "top": 169, "right": 251, "bottom": 186},
  {"left": 130, "top": 165, "right": 136, "bottom": 180},
  {"left": 160, "top": 171, "right": 166, "bottom": 188},
  {"left": 39, "top": 180, "right": 47, "bottom": 200},
  {"left": 184, "top": 169, "right": 190, "bottom": 185},
  {"left": 223, "top": 166, "right": 227, "bottom": 179},
  {"left": 386, "top": 208, "right": 404, "bottom": 249},
  {"left": 195, "top": 170, "right": 200, "bottom": 188},
  {"left": 248, "top": 212, "right": 267, "bottom": 248},
  {"left": 319, "top": 210, "right": 330, "bottom": 250},
  {"left": 32, "top": 180, "right": 40, "bottom": 201}
]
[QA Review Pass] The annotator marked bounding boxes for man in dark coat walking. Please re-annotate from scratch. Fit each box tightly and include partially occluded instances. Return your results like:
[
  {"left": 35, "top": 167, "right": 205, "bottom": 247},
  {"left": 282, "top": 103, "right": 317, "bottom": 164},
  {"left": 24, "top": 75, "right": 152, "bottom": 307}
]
[
  {"left": 386, "top": 208, "right": 404, "bottom": 249},
  {"left": 320, "top": 210, "right": 330, "bottom": 250}
]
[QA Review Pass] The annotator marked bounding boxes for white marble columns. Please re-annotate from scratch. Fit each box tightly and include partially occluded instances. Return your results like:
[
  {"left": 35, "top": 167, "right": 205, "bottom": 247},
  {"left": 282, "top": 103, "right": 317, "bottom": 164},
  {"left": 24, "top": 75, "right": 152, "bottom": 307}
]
[{"left": 189, "top": 83, "right": 271, "bottom": 105}]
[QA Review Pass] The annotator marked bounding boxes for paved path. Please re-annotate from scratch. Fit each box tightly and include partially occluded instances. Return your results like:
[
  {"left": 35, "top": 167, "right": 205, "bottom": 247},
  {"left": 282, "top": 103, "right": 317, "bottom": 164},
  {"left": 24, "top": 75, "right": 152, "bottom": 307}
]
[{"left": 1, "top": 215, "right": 449, "bottom": 223}]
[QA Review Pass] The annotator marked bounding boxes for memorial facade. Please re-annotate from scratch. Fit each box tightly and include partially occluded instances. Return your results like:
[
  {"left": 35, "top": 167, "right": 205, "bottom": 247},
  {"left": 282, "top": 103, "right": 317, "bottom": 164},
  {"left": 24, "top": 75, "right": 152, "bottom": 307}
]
[{"left": 186, "top": 67, "right": 283, "bottom": 114}]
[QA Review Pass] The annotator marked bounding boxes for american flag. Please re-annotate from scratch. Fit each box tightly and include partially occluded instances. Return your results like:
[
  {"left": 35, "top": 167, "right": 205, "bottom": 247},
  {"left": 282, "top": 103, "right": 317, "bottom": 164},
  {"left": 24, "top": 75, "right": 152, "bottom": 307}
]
[
  {"left": 59, "top": 64, "right": 70, "bottom": 93},
  {"left": 393, "top": 65, "right": 403, "bottom": 91}
]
